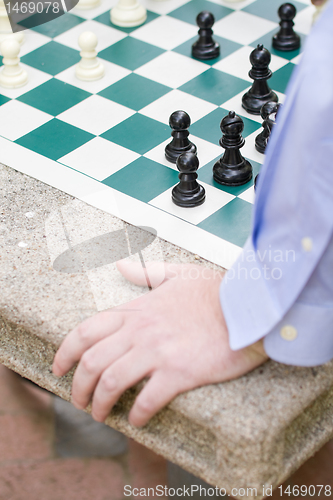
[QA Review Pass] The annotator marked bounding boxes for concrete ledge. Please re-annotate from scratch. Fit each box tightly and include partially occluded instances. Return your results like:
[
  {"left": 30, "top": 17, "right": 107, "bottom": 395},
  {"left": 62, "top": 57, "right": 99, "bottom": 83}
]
[{"left": 1, "top": 164, "right": 333, "bottom": 498}]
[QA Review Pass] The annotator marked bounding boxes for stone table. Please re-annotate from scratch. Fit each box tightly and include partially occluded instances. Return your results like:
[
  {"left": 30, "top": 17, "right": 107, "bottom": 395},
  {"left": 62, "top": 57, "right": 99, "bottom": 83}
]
[{"left": 1, "top": 163, "right": 333, "bottom": 499}]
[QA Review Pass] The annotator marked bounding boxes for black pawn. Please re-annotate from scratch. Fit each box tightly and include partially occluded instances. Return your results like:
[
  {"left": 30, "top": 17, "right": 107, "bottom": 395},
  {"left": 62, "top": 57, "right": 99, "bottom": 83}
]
[
  {"left": 273, "top": 3, "right": 301, "bottom": 52},
  {"left": 172, "top": 152, "right": 205, "bottom": 208},
  {"left": 192, "top": 11, "right": 220, "bottom": 60},
  {"left": 165, "top": 110, "right": 197, "bottom": 164},
  {"left": 255, "top": 101, "right": 281, "bottom": 154},
  {"left": 242, "top": 44, "right": 278, "bottom": 115},
  {"left": 254, "top": 173, "right": 259, "bottom": 191},
  {"left": 213, "top": 111, "right": 252, "bottom": 187}
]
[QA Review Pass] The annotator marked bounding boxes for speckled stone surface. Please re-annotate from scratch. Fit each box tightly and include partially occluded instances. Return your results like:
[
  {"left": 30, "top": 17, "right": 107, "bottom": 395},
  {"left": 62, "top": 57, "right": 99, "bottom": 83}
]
[{"left": 1, "top": 163, "right": 333, "bottom": 498}]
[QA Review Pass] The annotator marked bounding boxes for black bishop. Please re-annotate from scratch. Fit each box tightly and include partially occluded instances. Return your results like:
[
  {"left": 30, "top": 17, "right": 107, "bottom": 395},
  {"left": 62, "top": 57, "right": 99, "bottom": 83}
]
[{"left": 213, "top": 111, "right": 252, "bottom": 186}]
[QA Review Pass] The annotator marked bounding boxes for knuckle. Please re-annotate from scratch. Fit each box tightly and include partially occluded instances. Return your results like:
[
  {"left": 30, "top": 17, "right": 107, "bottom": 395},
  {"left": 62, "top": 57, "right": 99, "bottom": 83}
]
[
  {"left": 100, "top": 372, "right": 117, "bottom": 393},
  {"left": 80, "top": 351, "right": 98, "bottom": 375},
  {"left": 136, "top": 396, "right": 154, "bottom": 415},
  {"left": 76, "top": 323, "right": 91, "bottom": 345}
]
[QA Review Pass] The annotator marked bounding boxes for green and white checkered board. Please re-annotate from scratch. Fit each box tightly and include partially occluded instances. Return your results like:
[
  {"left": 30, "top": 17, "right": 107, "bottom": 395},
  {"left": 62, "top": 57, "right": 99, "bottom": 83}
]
[{"left": 0, "top": 0, "right": 314, "bottom": 268}]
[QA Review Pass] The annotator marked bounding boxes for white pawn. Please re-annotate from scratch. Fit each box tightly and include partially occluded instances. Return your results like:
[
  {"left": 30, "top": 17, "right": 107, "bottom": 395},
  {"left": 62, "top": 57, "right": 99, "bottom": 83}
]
[
  {"left": 75, "top": 0, "right": 100, "bottom": 10},
  {"left": 0, "top": 38, "right": 27, "bottom": 88},
  {"left": 312, "top": 0, "right": 328, "bottom": 24},
  {"left": 0, "top": 0, "right": 24, "bottom": 45},
  {"left": 75, "top": 31, "right": 104, "bottom": 81},
  {"left": 111, "top": 0, "right": 147, "bottom": 27}
]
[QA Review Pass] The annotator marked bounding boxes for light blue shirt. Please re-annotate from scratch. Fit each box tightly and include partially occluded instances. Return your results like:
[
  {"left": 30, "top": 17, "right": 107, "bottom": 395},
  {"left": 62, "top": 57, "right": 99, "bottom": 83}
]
[{"left": 220, "top": 0, "right": 333, "bottom": 367}]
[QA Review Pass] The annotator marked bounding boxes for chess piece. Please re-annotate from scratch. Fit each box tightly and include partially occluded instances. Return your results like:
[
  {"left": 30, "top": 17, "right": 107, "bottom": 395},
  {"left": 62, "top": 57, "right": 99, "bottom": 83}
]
[
  {"left": 110, "top": 0, "right": 147, "bottom": 28},
  {"left": 75, "top": 31, "right": 104, "bottom": 81},
  {"left": 255, "top": 101, "right": 281, "bottom": 154},
  {"left": 242, "top": 44, "right": 278, "bottom": 115},
  {"left": 254, "top": 173, "right": 259, "bottom": 191},
  {"left": 0, "top": 38, "right": 27, "bottom": 88},
  {"left": 272, "top": 3, "right": 301, "bottom": 52},
  {"left": 172, "top": 152, "right": 206, "bottom": 208},
  {"left": 75, "top": 0, "right": 100, "bottom": 9},
  {"left": 165, "top": 110, "right": 197, "bottom": 164},
  {"left": 192, "top": 11, "right": 220, "bottom": 60},
  {"left": 213, "top": 111, "right": 252, "bottom": 186},
  {"left": 313, "top": 0, "right": 328, "bottom": 24},
  {"left": 0, "top": 0, "right": 24, "bottom": 45}
]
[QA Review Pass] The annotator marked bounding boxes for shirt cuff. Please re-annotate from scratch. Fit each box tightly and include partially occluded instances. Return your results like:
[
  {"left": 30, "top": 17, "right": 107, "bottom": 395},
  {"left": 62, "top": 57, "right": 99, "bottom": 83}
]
[{"left": 263, "top": 301, "right": 333, "bottom": 366}]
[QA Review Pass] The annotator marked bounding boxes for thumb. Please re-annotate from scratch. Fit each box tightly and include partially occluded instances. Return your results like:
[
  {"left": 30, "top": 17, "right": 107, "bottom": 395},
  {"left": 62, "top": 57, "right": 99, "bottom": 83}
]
[{"left": 116, "top": 260, "right": 181, "bottom": 288}]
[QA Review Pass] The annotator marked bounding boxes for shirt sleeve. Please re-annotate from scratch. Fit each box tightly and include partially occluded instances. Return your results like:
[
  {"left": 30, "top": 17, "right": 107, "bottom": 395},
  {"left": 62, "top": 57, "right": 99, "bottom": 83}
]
[{"left": 219, "top": 0, "right": 333, "bottom": 366}]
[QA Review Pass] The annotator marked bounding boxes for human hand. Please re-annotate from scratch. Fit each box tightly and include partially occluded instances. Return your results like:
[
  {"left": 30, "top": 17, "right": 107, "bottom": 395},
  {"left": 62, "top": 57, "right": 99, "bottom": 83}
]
[{"left": 52, "top": 261, "right": 268, "bottom": 427}]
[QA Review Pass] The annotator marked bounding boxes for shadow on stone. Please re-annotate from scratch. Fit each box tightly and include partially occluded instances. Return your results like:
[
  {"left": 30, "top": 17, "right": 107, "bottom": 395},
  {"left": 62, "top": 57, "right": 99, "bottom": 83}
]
[
  {"left": 53, "top": 396, "right": 128, "bottom": 458},
  {"left": 168, "top": 462, "right": 227, "bottom": 499}
]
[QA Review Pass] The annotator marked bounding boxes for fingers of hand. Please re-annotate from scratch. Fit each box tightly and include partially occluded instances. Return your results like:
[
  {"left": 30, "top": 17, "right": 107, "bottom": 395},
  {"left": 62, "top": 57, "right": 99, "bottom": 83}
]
[
  {"left": 91, "top": 349, "right": 154, "bottom": 422},
  {"left": 70, "top": 330, "right": 132, "bottom": 410},
  {"left": 128, "top": 372, "right": 181, "bottom": 428},
  {"left": 52, "top": 310, "right": 124, "bottom": 377},
  {"left": 116, "top": 260, "right": 220, "bottom": 289}
]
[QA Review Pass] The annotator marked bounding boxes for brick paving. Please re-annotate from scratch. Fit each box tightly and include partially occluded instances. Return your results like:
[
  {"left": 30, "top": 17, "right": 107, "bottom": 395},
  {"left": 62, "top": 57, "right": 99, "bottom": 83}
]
[
  {"left": 0, "top": 364, "right": 167, "bottom": 500},
  {"left": 0, "top": 363, "right": 332, "bottom": 500}
]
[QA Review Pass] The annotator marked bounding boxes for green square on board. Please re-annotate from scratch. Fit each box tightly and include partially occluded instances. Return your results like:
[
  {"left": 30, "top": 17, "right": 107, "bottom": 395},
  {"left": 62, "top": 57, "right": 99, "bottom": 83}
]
[
  {"left": 102, "top": 157, "right": 179, "bottom": 203},
  {"left": 21, "top": 41, "right": 80, "bottom": 76},
  {"left": 251, "top": 30, "right": 306, "bottom": 61},
  {"left": 99, "top": 37, "right": 164, "bottom": 71},
  {"left": 99, "top": 74, "right": 171, "bottom": 111},
  {"left": 242, "top": 0, "right": 307, "bottom": 23},
  {"left": 0, "top": 94, "right": 10, "bottom": 106},
  {"left": 270, "top": 63, "right": 297, "bottom": 94},
  {"left": 180, "top": 68, "right": 249, "bottom": 106},
  {"left": 17, "top": 79, "right": 91, "bottom": 116},
  {"left": 198, "top": 197, "right": 253, "bottom": 247},
  {"left": 101, "top": 114, "right": 169, "bottom": 155},
  {"left": 169, "top": 0, "right": 232, "bottom": 25},
  {"left": 31, "top": 12, "right": 85, "bottom": 37},
  {"left": 15, "top": 119, "right": 94, "bottom": 161}
]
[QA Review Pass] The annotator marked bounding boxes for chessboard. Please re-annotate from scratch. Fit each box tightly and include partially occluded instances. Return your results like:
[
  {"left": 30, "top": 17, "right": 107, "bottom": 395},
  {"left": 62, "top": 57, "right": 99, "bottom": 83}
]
[{"left": 0, "top": 0, "right": 315, "bottom": 269}]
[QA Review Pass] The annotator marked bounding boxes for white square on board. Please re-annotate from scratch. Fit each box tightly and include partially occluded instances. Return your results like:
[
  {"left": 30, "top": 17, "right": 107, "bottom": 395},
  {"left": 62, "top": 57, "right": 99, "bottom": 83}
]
[
  {"left": 214, "top": 11, "right": 278, "bottom": 45},
  {"left": 294, "top": 5, "right": 315, "bottom": 34},
  {"left": 57, "top": 95, "right": 135, "bottom": 135},
  {"left": 134, "top": 51, "right": 207, "bottom": 88},
  {"left": 150, "top": 181, "right": 235, "bottom": 225},
  {"left": 16, "top": 31, "right": 51, "bottom": 57},
  {"left": 54, "top": 19, "right": 126, "bottom": 51},
  {"left": 238, "top": 185, "right": 255, "bottom": 204},
  {"left": 55, "top": 59, "right": 131, "bottom": 93},
  {"left": 131, "top": 16, "right": 197, "bottom": 50},
  {"left": 58, "top": 137, "right": 140, "bottom": 180},
  {"left": 0, "top": 100, "right": 52, "bottom": 141},
  {"left": 0, "top": 64, "right": 52, "bottom": 99},
  {"left": 140, "top": 89, "right": 217, "bottom": 124}
]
